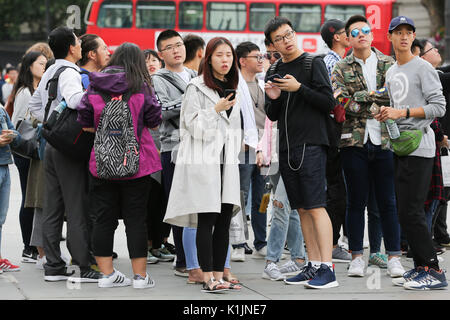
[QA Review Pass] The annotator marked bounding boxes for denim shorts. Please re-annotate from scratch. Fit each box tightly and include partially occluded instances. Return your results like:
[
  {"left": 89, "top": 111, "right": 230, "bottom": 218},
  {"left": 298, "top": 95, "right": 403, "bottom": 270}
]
[{"left": 279, "top": 144, "right": 327, "bottom": 210}]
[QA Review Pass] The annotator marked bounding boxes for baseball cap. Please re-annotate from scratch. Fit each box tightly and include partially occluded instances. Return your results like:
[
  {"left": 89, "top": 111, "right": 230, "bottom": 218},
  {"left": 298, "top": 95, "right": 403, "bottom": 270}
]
[
  {"left": 320, "top": 19, "right": 346, "bottom": 46},
  {"left": 389, "top": 16, "right": 415, "bottom": 33}
]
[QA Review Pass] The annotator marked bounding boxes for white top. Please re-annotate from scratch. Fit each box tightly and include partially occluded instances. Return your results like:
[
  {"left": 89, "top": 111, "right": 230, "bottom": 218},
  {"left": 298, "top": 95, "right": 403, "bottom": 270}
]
[
  {"left": 176, "top": 68, "right": 191, "bottom": 85},
  {"left": 354, "top": 51, "right": 381, "bottom": 146},
  {"left": 28, "top": 59, "right": 84, "bottom": 122},
  {"left": 12, "top": 87, "right": 31, "bottom": 127}
]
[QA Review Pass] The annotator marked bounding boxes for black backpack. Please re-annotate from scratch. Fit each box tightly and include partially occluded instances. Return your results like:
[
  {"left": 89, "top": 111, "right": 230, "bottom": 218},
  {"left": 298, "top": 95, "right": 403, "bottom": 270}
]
[{"left": 41, "top": 66, "right": 94, "bottom": 161}]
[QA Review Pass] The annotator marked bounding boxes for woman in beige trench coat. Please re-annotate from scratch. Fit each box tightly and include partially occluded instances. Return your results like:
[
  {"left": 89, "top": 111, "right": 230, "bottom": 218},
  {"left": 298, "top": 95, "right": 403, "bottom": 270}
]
[{"left": 164, "top": 37, "right": 242, "bottom": 293}]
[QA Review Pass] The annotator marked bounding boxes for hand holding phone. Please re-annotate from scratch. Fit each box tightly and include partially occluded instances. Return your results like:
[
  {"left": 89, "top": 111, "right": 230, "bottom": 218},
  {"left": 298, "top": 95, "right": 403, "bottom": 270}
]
[
  {"left": 224, "top": 89, "right": 236, "bottom": 101},
  {"left": 266, "top": 73, "right": 283, "bottom": 83}
]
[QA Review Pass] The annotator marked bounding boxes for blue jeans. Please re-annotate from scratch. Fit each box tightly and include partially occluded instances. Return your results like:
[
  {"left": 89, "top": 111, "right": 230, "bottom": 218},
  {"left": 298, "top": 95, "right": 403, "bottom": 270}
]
[
  {"left": 184, "top": 227, "right": 230, "bottom": 270},
  {"left": 0, "top": 166, "right": 11, "bottom": 255},
  {"left": 367, "top": 182, "right": 383, "bottom": 254},
  {"left": 266, "top": 177, "right": 305, "bottom": 262},
  {"left": 341, "top": 142, "right": 401, "bottom": 256},
  {"left": 239, "top": 154, "right": 267, "bottom": 251}
]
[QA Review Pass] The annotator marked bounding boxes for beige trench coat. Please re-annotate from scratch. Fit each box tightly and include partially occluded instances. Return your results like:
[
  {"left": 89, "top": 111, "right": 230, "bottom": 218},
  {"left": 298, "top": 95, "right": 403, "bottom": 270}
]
[{"left": 163, "top": 76, "right": 242, "bottom": 228}]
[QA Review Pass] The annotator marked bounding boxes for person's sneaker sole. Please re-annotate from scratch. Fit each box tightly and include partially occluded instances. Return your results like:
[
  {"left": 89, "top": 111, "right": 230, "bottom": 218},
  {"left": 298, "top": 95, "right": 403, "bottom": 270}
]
[
  {"left": 403, "top": 283, "right": 448, "bottom": 291},
  {"left": 387, "top": 269, "right": 404, "bottom": 278},
  {"left": 262, "top": 272, "right": 285, "bottom": 281},
  {"left": 284, "top": 278, "right": 310, "bottom": 285},
  {"left": 67, "top": 276, "right": 99, "bottom": 283},
  {"left": 21, "top": 257, "right": 37, "bottom": 264},
  {"left": 332, "top": 258, "right": 351, "bottom": 263},
  {"left": 304, "top": 280, "right": 339, "bottom": 289},
  {"left": 347, "top": 271, "right": 365, "bottom": 277},
  {"left": 44, "top": 275, "right": 72, "bottom": 282}
]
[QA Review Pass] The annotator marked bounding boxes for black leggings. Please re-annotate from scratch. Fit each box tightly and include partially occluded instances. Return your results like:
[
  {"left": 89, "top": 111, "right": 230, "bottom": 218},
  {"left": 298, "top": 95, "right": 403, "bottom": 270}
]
[{"left": 196, "top": 203, "right": 234, "bottom": 272}]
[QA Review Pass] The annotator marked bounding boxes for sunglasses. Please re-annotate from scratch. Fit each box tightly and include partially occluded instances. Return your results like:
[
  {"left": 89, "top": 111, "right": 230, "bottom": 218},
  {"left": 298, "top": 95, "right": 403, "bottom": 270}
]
[
  {"left": 265, "top": 51, "right": 281, "bottom": 60},
  {"left": 350, "top": 26, "right": 371, "bottom": 38}
]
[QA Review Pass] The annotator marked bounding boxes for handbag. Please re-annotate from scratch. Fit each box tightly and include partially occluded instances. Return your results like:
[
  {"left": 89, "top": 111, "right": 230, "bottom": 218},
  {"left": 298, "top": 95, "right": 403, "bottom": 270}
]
[
  {"left": 441, "top": 148, "right": 450, "bottom": 187},
  {"left": 391, "top": 129, "right": 423, "bottom": 157},
  {"left": 41, "top": 66, "right": 94, "bottom": 161},
  {"left": 10, "top": 113, "right": 40, "bottom": 159}
]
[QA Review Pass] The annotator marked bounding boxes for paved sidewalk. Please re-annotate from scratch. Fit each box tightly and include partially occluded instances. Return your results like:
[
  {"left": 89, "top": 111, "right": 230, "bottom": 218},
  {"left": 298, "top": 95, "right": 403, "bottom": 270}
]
[{"left": 1, "top": 164, "right": 450, "bottom": 300}]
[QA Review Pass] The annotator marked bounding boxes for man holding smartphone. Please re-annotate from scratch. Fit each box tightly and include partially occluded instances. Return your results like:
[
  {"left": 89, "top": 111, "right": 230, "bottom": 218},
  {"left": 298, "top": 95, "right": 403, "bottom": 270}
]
[
  {"left": 233, "top": 42, "right": 269, "bottom": 260},
  {"left": 264, "top": 17, "right": 338, "bottom": 289}
]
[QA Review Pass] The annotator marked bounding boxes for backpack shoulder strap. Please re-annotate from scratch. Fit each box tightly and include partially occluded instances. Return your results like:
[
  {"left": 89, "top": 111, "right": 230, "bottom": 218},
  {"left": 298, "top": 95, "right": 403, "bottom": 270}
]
[
  {"left": 152, "top": 73, "right": 185, "bottom": 94},
  {"left": 43, "top": 66, "right": 79, "bottom": 121},
  {"left": 265, "top": 58, "right": 282, "bottom": 80}
]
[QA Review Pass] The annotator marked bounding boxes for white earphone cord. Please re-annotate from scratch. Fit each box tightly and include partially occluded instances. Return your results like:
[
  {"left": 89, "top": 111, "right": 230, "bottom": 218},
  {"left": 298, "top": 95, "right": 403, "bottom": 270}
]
[{"left": 285, "top": 92, "right": 306, "bottom": 171}]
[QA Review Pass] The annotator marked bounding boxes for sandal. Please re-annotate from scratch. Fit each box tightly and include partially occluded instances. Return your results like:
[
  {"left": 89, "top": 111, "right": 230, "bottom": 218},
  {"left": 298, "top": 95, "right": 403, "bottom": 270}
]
[
  {"left": 201, "top": 278, "right": 228, "bottom": 293},
  {"left": 223, "top": 274, "right": 241, "bottom": 285},
  {"left": 187, "top": 279, "right": 205, "bottom": 285},
  {"left": 219, "top": 279, "right": 242, "bottom": 290}
]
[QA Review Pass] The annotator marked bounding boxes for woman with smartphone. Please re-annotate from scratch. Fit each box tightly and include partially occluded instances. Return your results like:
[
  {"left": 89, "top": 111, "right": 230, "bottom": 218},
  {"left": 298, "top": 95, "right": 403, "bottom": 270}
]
[{"left": 164, "top": 37, "right": 242, "bottom": 293}]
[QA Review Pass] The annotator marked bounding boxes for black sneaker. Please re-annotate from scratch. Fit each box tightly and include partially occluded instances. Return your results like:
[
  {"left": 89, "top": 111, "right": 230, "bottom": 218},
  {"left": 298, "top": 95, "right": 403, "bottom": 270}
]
[
  {"left": 243, "top": 243, "right": 253, "bottom": 255},
  {"left": 68, "top": 266, "right": 102, "bottom": 283},
  {"left": 44, "top": 268, "right": 75, "bottom": 282},
  {"left": 163, "top": 242, "right": 176, "bottom": 255},
  {"left": 21, "top": 247, "right": 38, "bottom": 263}
]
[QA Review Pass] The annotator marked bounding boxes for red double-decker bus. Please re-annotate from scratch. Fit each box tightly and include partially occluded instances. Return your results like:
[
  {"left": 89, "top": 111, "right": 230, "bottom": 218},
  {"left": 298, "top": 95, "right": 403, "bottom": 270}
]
[{"left": 85, "top": 0, "right": 396, "bottom": 54}]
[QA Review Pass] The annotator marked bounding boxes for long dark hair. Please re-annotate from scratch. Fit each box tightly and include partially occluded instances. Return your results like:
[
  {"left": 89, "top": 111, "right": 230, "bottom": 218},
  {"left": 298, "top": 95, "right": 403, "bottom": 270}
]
[
  {"left": 10, "top": 51, "right": 45, "bottom": 104},
  {"left": 202, "top": 37, "right": 239, "bottom": 93},
  {"left": 107, "top": 42, "right": 152, "bottom": 94}
]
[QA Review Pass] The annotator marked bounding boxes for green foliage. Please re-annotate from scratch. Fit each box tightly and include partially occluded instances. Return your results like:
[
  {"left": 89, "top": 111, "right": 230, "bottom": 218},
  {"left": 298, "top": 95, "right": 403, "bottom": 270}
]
[{"left": 0, "top": 0, "right": 90, "bottom": 40}]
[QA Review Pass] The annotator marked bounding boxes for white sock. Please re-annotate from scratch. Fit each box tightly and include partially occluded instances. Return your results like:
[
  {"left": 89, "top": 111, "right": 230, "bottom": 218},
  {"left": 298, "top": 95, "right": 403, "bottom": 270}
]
[
  {"left": 323, "top": 262, "right": 333, "bottom": 270},
  {"left": 311, "top": 261, "right": 321, "bottom": 269}
]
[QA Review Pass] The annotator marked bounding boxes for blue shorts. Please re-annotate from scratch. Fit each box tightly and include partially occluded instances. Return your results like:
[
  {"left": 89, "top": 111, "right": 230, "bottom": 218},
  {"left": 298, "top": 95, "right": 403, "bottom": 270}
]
[{"left": 279, "top": 144, "right": 327, "bottom": 210}]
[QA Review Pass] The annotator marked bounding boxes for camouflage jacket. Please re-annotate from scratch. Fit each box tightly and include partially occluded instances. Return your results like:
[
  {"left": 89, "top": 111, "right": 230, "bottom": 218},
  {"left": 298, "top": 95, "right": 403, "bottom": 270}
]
[{"left": 331, "top": 47, "right": 394, "bottom": 149}]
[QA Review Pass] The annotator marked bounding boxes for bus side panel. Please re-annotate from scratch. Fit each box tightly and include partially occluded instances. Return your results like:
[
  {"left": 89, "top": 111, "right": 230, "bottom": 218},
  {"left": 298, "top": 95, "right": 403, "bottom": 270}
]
[{"left": 367, "top": 1, "right": 393, "bottom": 55}]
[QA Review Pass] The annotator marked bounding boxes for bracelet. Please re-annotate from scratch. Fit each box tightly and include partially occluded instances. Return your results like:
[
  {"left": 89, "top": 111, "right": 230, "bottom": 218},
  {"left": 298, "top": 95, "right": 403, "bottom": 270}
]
[{"left": 406, "top": 107, "right": 410, "bottom": 119}]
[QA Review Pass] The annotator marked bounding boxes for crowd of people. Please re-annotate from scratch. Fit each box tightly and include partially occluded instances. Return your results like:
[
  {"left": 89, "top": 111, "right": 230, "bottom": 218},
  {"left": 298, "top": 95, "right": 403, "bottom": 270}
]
[{"left": 0, "top": 13, "right": 449, "bottom": 293}]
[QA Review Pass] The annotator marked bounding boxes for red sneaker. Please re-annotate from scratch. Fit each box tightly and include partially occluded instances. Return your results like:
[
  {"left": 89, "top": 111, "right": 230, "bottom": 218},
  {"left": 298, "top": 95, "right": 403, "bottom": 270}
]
[{"left": 0, "top": 259, "right": 21, "bottom": 272}]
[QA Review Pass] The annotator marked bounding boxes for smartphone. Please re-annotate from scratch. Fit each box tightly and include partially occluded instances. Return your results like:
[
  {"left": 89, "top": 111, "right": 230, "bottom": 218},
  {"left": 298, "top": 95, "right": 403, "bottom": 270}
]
[
  {"left": 224, "top": 89, "right": 236, "bottom": 101},
  {"left": 266, "top": 73, "right": 284, "bottom": 83},
  {"left": 4, "top": 132, "right": 17, "bottom": 139}
]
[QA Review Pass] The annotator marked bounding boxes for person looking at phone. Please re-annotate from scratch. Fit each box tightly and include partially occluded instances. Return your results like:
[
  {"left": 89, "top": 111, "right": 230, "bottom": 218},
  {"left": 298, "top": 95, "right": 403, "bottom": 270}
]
[
  {"left": 264, "top": 16, "right": 338, "bottom": 289},
  {"left": 231, "top": 42, "right": 268, "bottom": 261},
  {"left": 164, "top": 37, "right": 242, "bottom": 293}
]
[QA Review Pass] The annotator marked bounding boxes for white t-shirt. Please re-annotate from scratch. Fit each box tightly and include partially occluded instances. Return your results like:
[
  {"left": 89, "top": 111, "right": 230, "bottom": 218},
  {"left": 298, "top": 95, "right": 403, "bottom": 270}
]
[
  {"left": 176, "top": 68, "right": 191, "bottom": 85},
  {"left": 354, "top": 51, "right": 381, "bottom": 146}
]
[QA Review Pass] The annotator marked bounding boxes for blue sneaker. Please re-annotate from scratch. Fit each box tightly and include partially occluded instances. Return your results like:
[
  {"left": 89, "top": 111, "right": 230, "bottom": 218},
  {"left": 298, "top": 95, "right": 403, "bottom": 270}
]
[
  {"left": 403, "top": 267, "right": 448, "bottom": 290},
  {"left": 392, "top": 267, "right": 421, "bottom": 287},
  {"left": 284, "top": 262, "right": 317, "bottom": 285},
  {"left": 304, "top": 264, "right": 339, "bottom": 289}
]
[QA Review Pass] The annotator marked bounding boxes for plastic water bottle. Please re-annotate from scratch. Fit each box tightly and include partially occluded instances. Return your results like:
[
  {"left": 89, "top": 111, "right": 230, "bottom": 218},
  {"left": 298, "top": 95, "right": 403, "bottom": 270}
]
[
  {"left": 55, "top": 100, "right": 67, "bottom": 113},
  {"left": 386, "top": 119, "right": 400, "bottom": 139}
]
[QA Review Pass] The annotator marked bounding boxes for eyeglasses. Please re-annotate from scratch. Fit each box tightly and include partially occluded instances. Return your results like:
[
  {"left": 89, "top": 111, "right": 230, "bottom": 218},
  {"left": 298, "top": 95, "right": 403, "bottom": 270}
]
[
  {"left": 335, "top": 30, "right": 347, "bottom": 36},
  {"left": 420, "top": 46, "right": 438, "bottom": 57},
  {"left": 350, "top": 26, "right": 371, "bottom": 38},
  {"left": 265, "top": 51, "right": 281, "bottom": 60},
  {"left": 245, "top": 54, "right": 265, "bottom": 63},
  {"left": 160, "top": 42, "right": 184, "bottom": 52},
  {"left": 273, "top": 30, "right": 296, "bottom": 43}
]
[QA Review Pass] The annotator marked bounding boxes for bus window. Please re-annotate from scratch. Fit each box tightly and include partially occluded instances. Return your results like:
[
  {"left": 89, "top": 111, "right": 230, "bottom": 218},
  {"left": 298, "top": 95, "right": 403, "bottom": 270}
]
[
  {"left": 250, "top": 3, "right": 276, "bottom": 31},
  {"left": 279, "top": 4, "right": 321, "bottom": 33},
  {"left": 136, "top": 1, "right": 176, "bottom": 29},
  {"left": 179, "top": 2, "right": 203, "bottom": 30},
  {"left": 325, "top": 5, "right": 365, "bottom": 22},
  {"left": 97, "top": 0, "right": 133, "bottom": 28},
  {"left": 206, "top": 2, "right": 246, "bottom": 31}
]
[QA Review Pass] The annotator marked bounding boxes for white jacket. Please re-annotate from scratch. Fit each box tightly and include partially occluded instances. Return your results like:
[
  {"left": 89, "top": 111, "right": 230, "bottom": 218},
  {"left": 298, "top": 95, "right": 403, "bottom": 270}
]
[{"left": 163, "top": 76, "right": 242, "bottom": 228}]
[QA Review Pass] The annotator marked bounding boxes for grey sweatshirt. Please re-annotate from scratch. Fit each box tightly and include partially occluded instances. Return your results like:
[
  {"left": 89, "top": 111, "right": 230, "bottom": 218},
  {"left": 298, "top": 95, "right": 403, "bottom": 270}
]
[
  {"left": 152, "top": 67, "right": 197, "bottom": 152},
  {"left": 386, "top": 56, "right": 446, "bottom": 158}
]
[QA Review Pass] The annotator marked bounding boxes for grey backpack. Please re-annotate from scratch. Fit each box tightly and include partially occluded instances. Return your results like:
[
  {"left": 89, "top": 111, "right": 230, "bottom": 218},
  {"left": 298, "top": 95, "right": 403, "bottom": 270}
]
[{"left": 95, "top": 92, "right": 139, "bottom": 179}]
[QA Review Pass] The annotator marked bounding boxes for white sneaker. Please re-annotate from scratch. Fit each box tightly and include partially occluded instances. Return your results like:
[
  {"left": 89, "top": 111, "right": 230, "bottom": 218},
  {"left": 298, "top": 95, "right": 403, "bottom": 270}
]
[
  {"left": 98, "top": 270, "right": 132, "bottom": 288},
  {"left": 133, "top": 273, "right": 155, "bottom": 289},
  {"left": 36, "top": 256, "right": 46, "bottom": 270},
  {"left": 262, "top": 262, "right": 285, "bottom": 281},
  {"left": 252, "top": 246, "right": 267, "bottom": 259},
  {"left": 348, "top": 256, "right": 365, "bottom": 277},
  {"left": 231, "top": 248, "right": 245, "bottom": 262},
  {"left": 387, "top": 256, "right": 405, "bottom": 278},
  {"left": 279, "top": 260, "right": 306, "bottom": 276}
]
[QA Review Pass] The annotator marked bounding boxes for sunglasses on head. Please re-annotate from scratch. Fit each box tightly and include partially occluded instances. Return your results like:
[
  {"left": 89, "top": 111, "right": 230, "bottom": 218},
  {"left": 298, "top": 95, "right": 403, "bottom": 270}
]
[
  {"left": 350, "top": 26, "right": 371, "bottom": 38},
  {"left": 265, "top": 51, "right": 281, "bottom": 60}
]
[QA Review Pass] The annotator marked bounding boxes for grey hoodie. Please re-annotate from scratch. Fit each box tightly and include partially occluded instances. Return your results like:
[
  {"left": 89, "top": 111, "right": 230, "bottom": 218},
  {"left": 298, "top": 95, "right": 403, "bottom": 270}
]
[
  {"left": 152, "top": 67, "right": 197, "bottom": 152},
  {"left": 386, "top": 56, "right": 446, "bottom": 158}
]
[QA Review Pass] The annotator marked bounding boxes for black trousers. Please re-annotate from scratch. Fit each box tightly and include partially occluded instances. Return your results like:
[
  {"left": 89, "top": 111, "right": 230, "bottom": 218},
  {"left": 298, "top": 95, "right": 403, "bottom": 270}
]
[
  {"left": 90, "top": 174, "right": 151, "bottom": 259},
  {"left": 196, "top": 204, "right": 234, "bottom": 272},
  {"left": 394, "top": 155, "right": 439, "bottom": 269},
  {"left": 326, "top": 146, "right": 347, "bottom": 245},
  {"left": 146, "top": 176, "right": 167, "bottom": 249},
  {"left": 434, "top": 187, "right": 450, "bottom": 243}
]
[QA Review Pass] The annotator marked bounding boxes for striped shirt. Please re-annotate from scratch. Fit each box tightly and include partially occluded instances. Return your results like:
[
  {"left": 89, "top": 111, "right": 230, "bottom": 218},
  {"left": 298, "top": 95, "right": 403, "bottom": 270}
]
[{"left": 323, "top": 50, "right": 341, "bottom": 80}]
